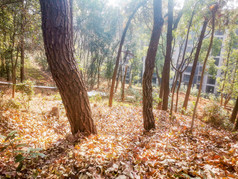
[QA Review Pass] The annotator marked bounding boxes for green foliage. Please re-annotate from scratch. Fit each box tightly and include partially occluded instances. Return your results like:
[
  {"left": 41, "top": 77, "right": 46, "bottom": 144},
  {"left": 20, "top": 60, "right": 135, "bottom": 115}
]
[
  {"left": 0, "top": 131, "right": 45, "bottom": 171},
  {"left": 211, "top": 37, "right": 223, "bottom": 57},
  {"left": 153, "top": 91, "right": 162, "bottom": 104},
  {"left": 16, "top": 80, "right": 35, "bottom": 97},
  {"left": 2, "top": 98, "right": 22, "bottom": 110},
  {"left": 217, "top": 28, "right": 238, "bottom": 100},
  {"left": 89, "top": 93, "right": 102, "bottom": 102},
  {"left": 181, "top": 101, "right": 196, "bottom": 116},
  {"left": 207, "top": 58, "right": 217, "bottom": 78},
  {"left": 35, "top": 54, "right": 48, "bottom": 71},
  {"left": 16, "top": 80, "right": 35, "bottom": 110},
  {"left": 128, "top": 88, "right": 142, "bottom": 102},
  {"left": 203, "top": 103, "right": 233, "bottom": 130},
  {"left": 53, "top": 93, "right": 62, "bottom": 101}
]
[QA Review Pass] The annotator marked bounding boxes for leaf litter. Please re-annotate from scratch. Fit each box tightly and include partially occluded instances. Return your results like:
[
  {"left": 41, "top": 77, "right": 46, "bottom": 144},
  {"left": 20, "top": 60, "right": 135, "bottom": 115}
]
[{"left": 0, "top": 95, "right": 237, "bottom": 178}]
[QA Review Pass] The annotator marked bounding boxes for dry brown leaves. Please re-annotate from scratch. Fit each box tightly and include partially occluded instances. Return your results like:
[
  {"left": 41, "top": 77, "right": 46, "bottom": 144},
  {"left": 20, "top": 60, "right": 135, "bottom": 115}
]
[{"left": 0, "top": 94, "right": 237, "bottom": 178}]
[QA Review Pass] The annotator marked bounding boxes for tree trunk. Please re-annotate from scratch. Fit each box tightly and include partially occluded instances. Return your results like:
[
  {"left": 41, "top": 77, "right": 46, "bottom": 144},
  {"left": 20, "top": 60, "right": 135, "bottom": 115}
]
[
  {"left": 220, "top": 45, "right": 231, "bottom": 105},
  {"left": 175, "top": 72, "right": 182, "bottom": 112},
  {"left": 142, "top": 0, "right": 163, "bottom": 131},
  {"left": 39, "top": 0, "right": 96, "bottom": 135},
  {"left": 20, "top": 0, "right": 25, "bottom": 83},
  {"left": 231, "top": 97, "right": 238, "bottom": 123},
  {"left": 115, "top": 63, "right": 121, "bottom": 93},
  {"left": 0, "top": 31, "right": 6, "bottom": 77},
  {"left": 191, "top": 6, "right": 218, "bottom": 131},
  {"left": 6, "top": 59, "right": 10, "bottom": 81},
  {"left": 158, "top": 72, "right": 164, "bottom": 109},
  {"left": 97, "top": 65, "right": 100, "bottom": 89},
  {"left": 121, "top": 65, "right": 128, "bottom": 101},
  {"left": 170, "top": 7, "right": 195, "bottom": 115},
  {"left": 162, "top": 0, "right": 173, "bottom": 111},
  {"left": 109, "top": 1, "right": 145, "bottom": 107},
  {"left": 182, "top": 18, "right": 209, "bottom": 111},
  {"left": 128, "top": 66, "right": 133, "bottom": 88},
  {"left": 155, "top": 65, "right": 161, "bottom": 87},
  {"left": 11, "top": 47, "right": 19, "bottom": 99}
]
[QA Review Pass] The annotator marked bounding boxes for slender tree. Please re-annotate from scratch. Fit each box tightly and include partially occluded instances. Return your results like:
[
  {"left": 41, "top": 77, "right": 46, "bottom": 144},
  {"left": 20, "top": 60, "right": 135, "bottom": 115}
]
[
  {"left": 109, "top": 1, "right": 145, "bottom": 107},
  {"left": 161, "top": 0, "right": 173, "bottom": 111},
  {"left": 39, "top": 0, "right": 96, "bottom": 135},
  {"left": 121, "top": 65, "right": 128, "bottom": 101},
  {"left": 182, "top": 17, "right": 209, "bottom": 111},
  {"left": 142, "top": 0, "right": 163, "bottom": 131},
  {"left": 20, "top": 0, "right": 25, "bottom": 82},
  {"left": 231, "top": 97, "right": 238, "bottom": 124},
  {"left": 190, "top": 3, "right": 218, "bottom": 131}
]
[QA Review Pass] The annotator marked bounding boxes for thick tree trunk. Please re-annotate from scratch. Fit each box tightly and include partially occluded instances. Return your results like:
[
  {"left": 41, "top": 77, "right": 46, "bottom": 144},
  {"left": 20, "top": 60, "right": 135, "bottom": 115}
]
[
  {"left": 182, "top": 18, "right": 209, "bottom": 111},
  {"left": 142, "top": 0, "right": 163, "bottom": 131},
  {"left": 162, "top": 0, "right": 173, "bottom": 111},
  {"left": 121, "top": 65, "right": 128, "bottom": 101},
  {"left": 231, "top": 97, "right": 238, "bottom": 124},
  {"left": 39, "top": 0, "right": 96, "bottom": 135},
  {"left": 109, "top": 1, "right": 145, "bottom": 107}
]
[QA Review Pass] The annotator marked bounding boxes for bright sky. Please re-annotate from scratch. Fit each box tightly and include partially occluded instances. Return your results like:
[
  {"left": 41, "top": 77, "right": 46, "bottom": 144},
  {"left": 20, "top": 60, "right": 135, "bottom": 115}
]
[{"left": 107, "top": 0, "right": 185, "bottom": 8}]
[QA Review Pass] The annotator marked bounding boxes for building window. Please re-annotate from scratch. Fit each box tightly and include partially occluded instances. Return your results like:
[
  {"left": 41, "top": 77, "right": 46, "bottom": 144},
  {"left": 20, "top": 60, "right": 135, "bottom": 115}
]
[
  {"left": 214, "top": 58, "right": 219, "bottom": 66},
  {"left": 198, "top": 76, "right": 201, "bottom": 82},
  {"left": 215, "top": 30, "right": 224, "bottom": 36},
  {"left": 185, "top": 66, "right": 192, "bottom": 73},
  {"left": 183, "top": 74, "right": 190, "bottom": 82},
  {"left": 207, "top": 77, "right": 216, "bottom": 85},
  {"left": 206, "top": 86, "right": 215, "bottom": 93},
  {"left": 186, "top": 46, "right": 192, "bottom": 53}
]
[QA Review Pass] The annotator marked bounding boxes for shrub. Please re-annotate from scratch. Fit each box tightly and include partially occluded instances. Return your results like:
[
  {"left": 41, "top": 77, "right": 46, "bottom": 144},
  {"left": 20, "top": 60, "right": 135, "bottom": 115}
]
[
  {"left": 3, "top": 99, "right": 22, "bottom": 110},
  {"left": 16, "top": 80, "right": 35, "bottom": 110},
  {"left": 181, "top": 101, "right": 195, "bottom": 116},
  {"left": 203, "top": 103, "right": 233, "bottom": 130},
  {"left": 128, "top": 88, "right": 142, "bottom": 103},
  {"left": 16, "top": 80, "right": 34, "bottom": 98},
  {"left": 0, "top": 131, "right": 45, "bottom": 171}
]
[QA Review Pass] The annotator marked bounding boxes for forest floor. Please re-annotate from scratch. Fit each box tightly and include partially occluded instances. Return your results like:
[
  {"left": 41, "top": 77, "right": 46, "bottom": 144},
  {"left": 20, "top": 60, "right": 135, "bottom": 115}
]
[{"left": 0, "top": 89, "right": 238, "bottom": 178}]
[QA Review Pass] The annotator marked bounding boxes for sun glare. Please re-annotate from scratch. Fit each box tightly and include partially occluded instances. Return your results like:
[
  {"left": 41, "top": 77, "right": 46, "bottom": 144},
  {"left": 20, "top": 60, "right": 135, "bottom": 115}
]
[{"left": 107, "top": 0, "right": 120, "bottom": 7}]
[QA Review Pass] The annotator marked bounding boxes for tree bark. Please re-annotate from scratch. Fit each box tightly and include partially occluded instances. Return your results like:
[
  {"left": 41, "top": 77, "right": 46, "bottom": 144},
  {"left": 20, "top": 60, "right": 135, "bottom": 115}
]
[
  {"left": 20, "top": 0, "right": 25, "bottom": 83},
  {"left": 231, "top": 97, "right": 238, "bottom": 123},
  {"left": 170, "top": 6, "right": 195, "bottom": 116},
  {"left": 220, "top": 45, "right": 231, "bottom": 105},
  {"left": 175, "top": 72, "right": 182, "bottom": 112},
  {"left": 109, "top": 1, "right": 145, "bottom": 107},
  {"left": 115, "top": 63, "right": 121, "bottom": 93},
  {"left": 39, "top": 0, "right": 96, "bottom": 135},
  {"left": 162, "top": 0, "right": 173, "bottom": 111},
  {"left": 121, "top": 65, "right": 128, "bottom": 101},
  {"left": 191, "top": 5, "right": 218, "bottom": 131},
  {"left": 142, "top": 0, "right": 163, "bottom": 131},
  {"left": 155, "top": 65, "right": 161, "bottom": 87},
  {"left": 182, "top": 18, "right": 209, "bottom": 111}
]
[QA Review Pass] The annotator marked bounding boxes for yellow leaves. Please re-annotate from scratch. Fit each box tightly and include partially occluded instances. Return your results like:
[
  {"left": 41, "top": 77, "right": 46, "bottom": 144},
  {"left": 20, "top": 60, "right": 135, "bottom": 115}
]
[
  {"left": 209, "top": 4, "right": 216, "bottom": 11},
  {"left": 228, "top": 148, "right": 235, "bottom": 155}
]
